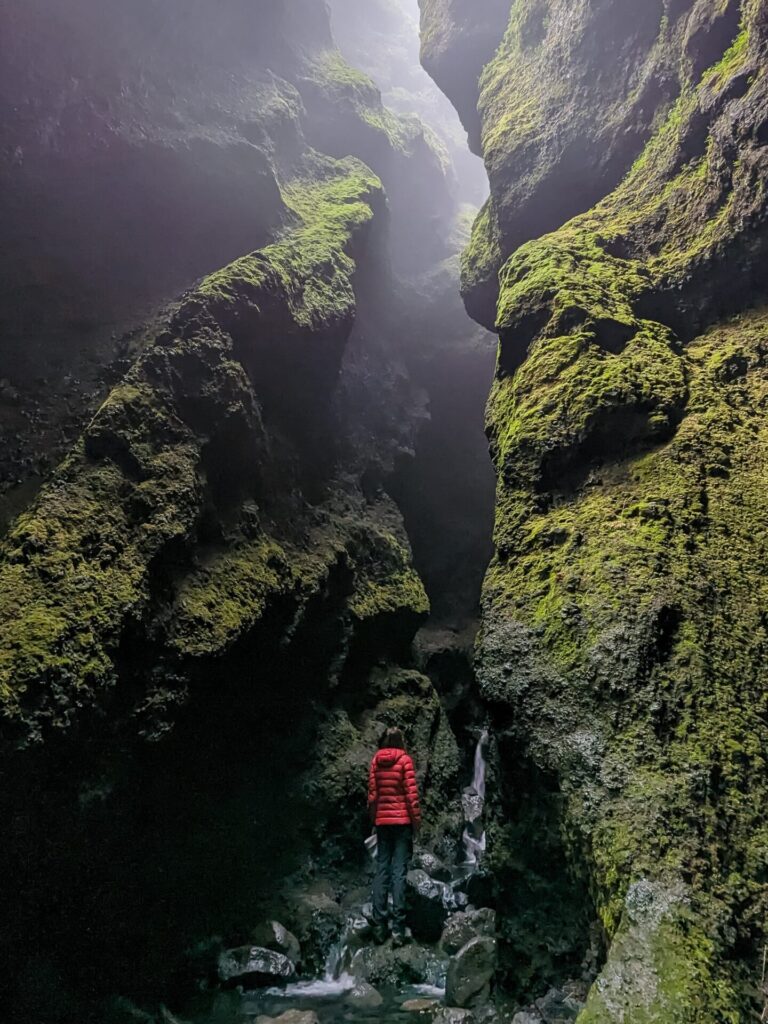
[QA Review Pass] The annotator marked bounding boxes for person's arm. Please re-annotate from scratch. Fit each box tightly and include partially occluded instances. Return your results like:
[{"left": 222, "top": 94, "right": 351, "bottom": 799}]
[
  {"left": 402, "top": 754, "right": 422, "bottom": 829},
  {"left": 368, "top": 757, "right": 378, "bottom": 823}
]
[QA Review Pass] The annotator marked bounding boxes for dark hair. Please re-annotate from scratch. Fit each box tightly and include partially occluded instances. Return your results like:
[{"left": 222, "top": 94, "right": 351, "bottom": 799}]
[{"left": 380, "top": 726, "right": 405, "bottom": 749}]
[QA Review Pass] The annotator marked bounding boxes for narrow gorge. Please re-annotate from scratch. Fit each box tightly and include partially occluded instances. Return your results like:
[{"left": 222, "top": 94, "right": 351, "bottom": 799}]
[{"left": 1, "top": 1, "right": 767, "bottom": 1023}]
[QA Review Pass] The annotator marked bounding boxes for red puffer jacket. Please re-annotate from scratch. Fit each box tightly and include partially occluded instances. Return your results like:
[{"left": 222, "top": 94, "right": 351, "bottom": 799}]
[{"left": 368, "top": 747, "right": 422, "bottom": 827}]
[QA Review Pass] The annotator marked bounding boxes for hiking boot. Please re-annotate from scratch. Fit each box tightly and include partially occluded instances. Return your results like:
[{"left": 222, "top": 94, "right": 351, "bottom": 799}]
[{"left": 392, "top": 930, "right": 409, "bottom": 948}]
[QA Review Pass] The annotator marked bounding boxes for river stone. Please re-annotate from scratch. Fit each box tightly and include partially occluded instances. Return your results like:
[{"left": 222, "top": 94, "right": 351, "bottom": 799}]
[
  {"left": 283, "top": 889, "right": 343, "bottom": 974},
  {"left": 407, "top": 869, "right": 467, "bottom": 941},
  {"left": 412, "top": 850, "right": 452, "bottom": 883},
  {"left": 217, "top": 945, "right": 295, "bottom": 986},
  {"left": 445, "top": 936, "right": 497, "bottom": 1008},
  {"left": 511, "top": 1015, "right": 541, "bottom": 1024},
  {"left": 433, "top": 1009, "right": 475, "bottom": 1024},
  {"left": 351, "top": 942, "right": 444, "bottom": 988},
  {"left": 256, "top": 1013, "right": 319, "bottom": 1024},
  {"left": 250, "top": 920, "right": 301, "bottom": 965},
  {"left": 440, "top": 908, "right": 496, "bottom": 956},
  {"left": 346, "top": 981, "right": 383, "bottom": 1008},
  {"left": 402, "top": 998, "right": 440, "bottom": 1013}
]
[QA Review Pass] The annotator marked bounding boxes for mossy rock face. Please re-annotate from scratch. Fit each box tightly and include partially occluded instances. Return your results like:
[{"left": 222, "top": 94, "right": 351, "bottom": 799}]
[
  {"left": 419, "top": 0, "right": 511, "bottom": 153},
  {"left": 306, "top": 667, "right": 461, "bottom": 858},
  {"left": 420, "top": 0, "right": 768, "bottom": 1017},
  {"left": 295, "top": 48, "right": 455, "bottom": 273},
  {"left": 0, "top": 151, "right": 416, "bottom": 749}
]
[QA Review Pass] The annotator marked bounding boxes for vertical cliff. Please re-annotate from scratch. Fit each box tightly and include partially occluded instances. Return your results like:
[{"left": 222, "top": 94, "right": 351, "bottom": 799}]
[
  {"left": 0, "top": 1, "right": 491, "bottom": 1017},
  {"left": 421, "top": 0, "right": 768, "bottom": 1017}
]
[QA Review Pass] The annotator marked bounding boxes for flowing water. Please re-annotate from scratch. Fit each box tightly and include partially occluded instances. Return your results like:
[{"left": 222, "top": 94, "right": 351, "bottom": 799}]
[
  {"left": 461, "top": 728, "right": 488, "bottom": 868},
  {"left": 189, "top": 729, "right": 492, "bottom": 1023}
]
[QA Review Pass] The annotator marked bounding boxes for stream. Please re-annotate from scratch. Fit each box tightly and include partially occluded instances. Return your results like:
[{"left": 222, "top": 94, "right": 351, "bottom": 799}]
[{"left": 186, "top": 731, "right": 492, "bottom": 1024}]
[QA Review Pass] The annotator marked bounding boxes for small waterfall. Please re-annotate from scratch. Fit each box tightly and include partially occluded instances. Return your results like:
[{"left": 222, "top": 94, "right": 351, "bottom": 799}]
[
  {"left": 274, "top": 915, "right": 362, "bottom": 997},
  {"left": 461, "top": 728, "right": 488, "bottom": 869},
  {"left": 472, "top": 727, "right": 487, "bottom": 800}
]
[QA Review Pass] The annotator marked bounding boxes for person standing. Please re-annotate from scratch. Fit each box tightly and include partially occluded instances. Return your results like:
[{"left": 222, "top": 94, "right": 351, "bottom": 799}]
[{"left": 367, "top": 726, "right": 421, "bottom": 946}]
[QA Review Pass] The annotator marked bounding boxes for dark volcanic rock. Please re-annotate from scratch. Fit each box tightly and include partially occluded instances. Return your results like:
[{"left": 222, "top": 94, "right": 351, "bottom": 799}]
[
  {"left": 421, "top": 0, "right": 768, "bottom": 1017},
  {"left": 433, "top": 1010, "right": 475, "bottom": 1024},
  {"left": 440, "top": 908, "right": 496, "bottom": 957},
  {"left": 346, "top": 981, "right": 384, "bottom": 1008},
  {"left": 250, "top": 920, "right": 301, "bottom": 967},
  {"left": 217, "top": 946, "right": 296, "bottom": 987},
  {"left": 412, "top": 849, "right": 452, "bottom": 883},
  {"left": 407, "top": 868, "right": 468, "bottom": 942},
  {"left": 445, "top": 936, "right": 497, "bottom": 1009},
  {"left": 351, "top": 942, "right": 445, "bottom": 989}
]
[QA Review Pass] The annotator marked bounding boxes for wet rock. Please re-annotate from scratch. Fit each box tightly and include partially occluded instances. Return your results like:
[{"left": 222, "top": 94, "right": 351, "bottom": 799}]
[
  {"left": 250, "top": 920, "right": 301, "bottom": 965},
  {"left": 351, "top": 941, "right": 445, "bottom": 989},
  {"left": 255, "top": 1012, "right": 319, "bottom": 1024},
  {"left": 284, "top": 888, "right": 344, "bottom": 974},
  {"left": 445, "top": 936, "right": 497, "bottom": 1008},
  {"left": 413, "top": 850, "right": 452, "bottom": 883},
  {"left": 473, "top": 1008, "right": 505, "bottom": 1024},
  {"left": 402, "top": 998, "right": 440, "bottom": 1013},
  {"left": 159, "top": 1009, "right": 188, "bottom": 1024},
  {"left": 511, "top": 1014, "right": 541, "bottom": 1024},
  {"left": 440, "top": 908, "right": 496, "bottom": 956},
  {"left": 461, "top": 790, "right": 484, "bottom": 824},
  {"left": 346, "top": 981, "right": 383, "bottom": 1008},
  {"left": 455, "top": 870, "right": 494, "bottom": 909},
  {"left": 532, "top": 985, "right": 583, "bottom": 1021},
  {"left": 217, "top": 945, "right": 296, "bottom": 986},
  {"left": 407, "top": 869, "right": 468, "bottom": 942},
  {"left": 433, "top": 1009, "right": 475, "bottom": 1024}
]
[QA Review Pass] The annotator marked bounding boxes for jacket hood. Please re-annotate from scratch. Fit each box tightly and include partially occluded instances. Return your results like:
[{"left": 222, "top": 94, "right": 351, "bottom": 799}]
[{"left": 376, "top": 746, "right": 406, "bottom": 767}]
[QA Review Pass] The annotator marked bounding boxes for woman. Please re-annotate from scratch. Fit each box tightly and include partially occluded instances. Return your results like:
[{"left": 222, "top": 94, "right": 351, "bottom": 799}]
[{"left": 367, "top": 726, "right": 422, "bottom": 946}]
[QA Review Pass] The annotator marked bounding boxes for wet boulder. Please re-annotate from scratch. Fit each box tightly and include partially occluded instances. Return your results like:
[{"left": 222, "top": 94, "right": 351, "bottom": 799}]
[
  {"left": 433, "top": 1009, "right": 475, "bottom": 1024},
  {"left": 282, "top": 887, "right": 343, "bottom": 974},
  {"left": 440, "top": 908, "right": 496, "bottom": 956},
  {"left": 346, "top": 981, "right": 384, "bottom": 1008},
  {"left": 217, "top": 945, "right": 296, "bottom": 987},
  {"left": 454, "top": 869, "right": 494, "bottom": 909},
  {"left": 531, "top": 986, "right": 584, "bottom": 1021},
  {"left": 412, "top": 850, "right": 452, "bottom": 883},
  {"left": 351, "top": 941, "right": 445, "bottom": 989},
  {"left": 402, "top": 997, "right": 441, "bottom": 1014},
  {"left": 250, "top": 920, "right": 301, "bottom": 966},
  {"left": 407, "top": 869, "right": 468, "bottom": 942},
  {"left": 445, "top": 936, "right": 497, "bottom": 1008},
  {"left": 255, "top": 1013, "right": 319, "bottom": 1024}
]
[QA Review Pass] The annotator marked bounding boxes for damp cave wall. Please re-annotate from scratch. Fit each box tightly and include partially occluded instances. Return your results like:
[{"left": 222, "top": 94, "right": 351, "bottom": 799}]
[
  {"left": 419, "top": 0, "right": 768, "bottom": 1018},
  {"left": 0, "top": 0, "right": 496, "bottom": 1018}
]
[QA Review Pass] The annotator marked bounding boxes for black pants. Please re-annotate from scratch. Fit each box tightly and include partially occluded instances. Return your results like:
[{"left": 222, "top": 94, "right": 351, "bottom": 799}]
[{"left": 372, "top": 824, "right": 412, "bottom": 934}]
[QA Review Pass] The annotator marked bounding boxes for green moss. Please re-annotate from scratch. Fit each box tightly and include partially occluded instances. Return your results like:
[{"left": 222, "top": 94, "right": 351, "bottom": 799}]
[
  {"left": 199, "top": 155, "right": 382, "bottom": 331},
  {"left": 0, "top": 148, "right": 396, "bottom": 744},
  {"left": 303, "top": 50, "right": 423, "bottom": 157},
  {"left": 469, "top": 0, "right": 768, "bottom": 1011},
  {"left": 481, "top": 311, "right": 768, "bottom": 1015},
  {"left": 460, "top": 198, "right": 504, "bottom": 315},
  {"left": 168, "top": 538, "right": 290, "bottom": 657},
  {"left": 306, "top": 668, "right": 461, "bottom": 856}
]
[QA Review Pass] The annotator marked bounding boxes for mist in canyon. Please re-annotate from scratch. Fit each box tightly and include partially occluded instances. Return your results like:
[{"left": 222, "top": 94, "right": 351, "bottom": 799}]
[{"left": 2, "top": 2, "right": 768, "bottom": 1024}]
